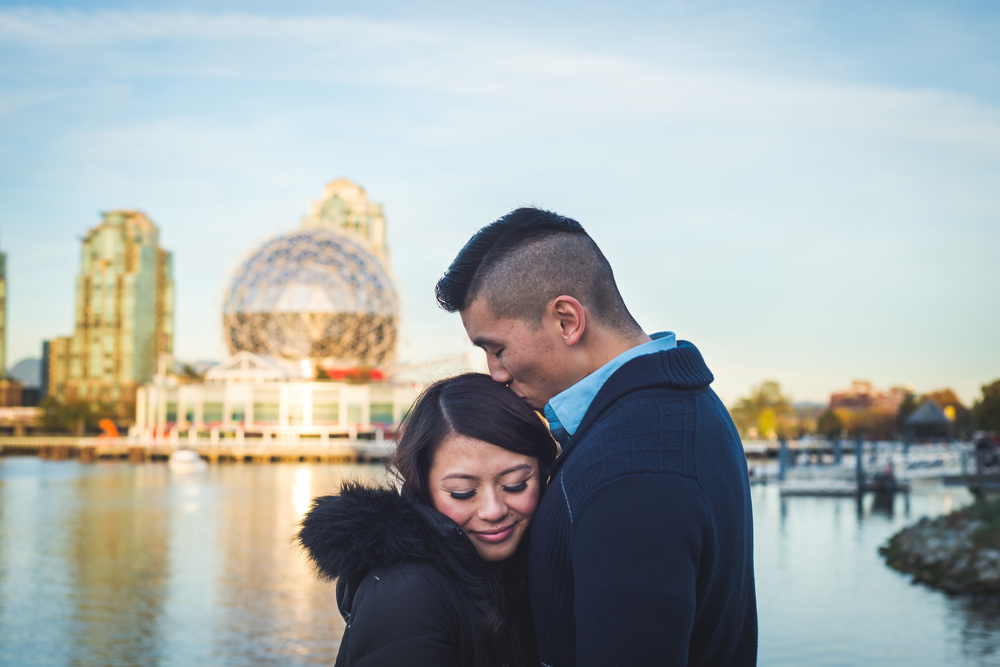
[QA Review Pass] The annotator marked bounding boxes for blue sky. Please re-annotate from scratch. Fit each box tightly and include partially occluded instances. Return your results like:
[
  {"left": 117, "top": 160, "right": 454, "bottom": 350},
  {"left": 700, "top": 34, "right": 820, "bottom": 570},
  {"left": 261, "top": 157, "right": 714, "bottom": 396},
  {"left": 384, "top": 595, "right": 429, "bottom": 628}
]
[{"left": 1, "top": 0, "right": 998, "bottom": 406}]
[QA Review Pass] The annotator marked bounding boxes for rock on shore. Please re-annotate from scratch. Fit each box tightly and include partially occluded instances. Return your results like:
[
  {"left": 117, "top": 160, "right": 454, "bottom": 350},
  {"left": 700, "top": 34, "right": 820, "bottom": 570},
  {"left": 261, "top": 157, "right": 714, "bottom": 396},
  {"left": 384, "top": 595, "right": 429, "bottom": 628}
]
[{"left": 881, "top": 499, "right": 1000, "bottom": 596}]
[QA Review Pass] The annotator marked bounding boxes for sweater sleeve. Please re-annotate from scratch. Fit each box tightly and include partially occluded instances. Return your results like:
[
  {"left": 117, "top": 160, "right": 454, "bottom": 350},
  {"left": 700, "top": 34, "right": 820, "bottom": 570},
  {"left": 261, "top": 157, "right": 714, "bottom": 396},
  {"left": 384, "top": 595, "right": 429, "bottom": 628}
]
[
  {"left": 341, "top": 564, "right": 464, "bottom": 667},
  {"left": 569, "top": 473, "right": 705, "bottom": 666}
]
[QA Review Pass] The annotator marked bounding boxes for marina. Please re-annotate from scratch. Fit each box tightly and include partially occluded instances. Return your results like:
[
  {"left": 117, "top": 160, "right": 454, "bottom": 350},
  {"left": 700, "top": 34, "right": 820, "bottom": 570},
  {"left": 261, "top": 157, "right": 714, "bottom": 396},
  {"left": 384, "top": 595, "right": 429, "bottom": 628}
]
[{"left": 2, "top": 455, "right": 999, "bottom": 666}]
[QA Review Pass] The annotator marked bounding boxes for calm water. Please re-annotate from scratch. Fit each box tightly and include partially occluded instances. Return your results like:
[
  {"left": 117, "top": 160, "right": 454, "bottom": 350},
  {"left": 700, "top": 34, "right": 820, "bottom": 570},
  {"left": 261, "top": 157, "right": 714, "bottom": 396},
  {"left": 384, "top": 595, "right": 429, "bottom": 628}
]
[{"left": 1, "top": 457, "right": 999, "bottom": 666}]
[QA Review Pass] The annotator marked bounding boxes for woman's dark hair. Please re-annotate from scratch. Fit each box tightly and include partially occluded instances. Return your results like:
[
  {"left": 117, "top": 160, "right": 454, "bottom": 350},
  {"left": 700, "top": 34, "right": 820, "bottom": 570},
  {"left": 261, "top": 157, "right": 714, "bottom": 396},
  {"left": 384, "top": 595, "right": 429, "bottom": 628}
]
[
  {"left": 388, "top": 372, "right": 556, "bottom": 667},
  {"left": 389, "top": 372, "right": 557, "bottom": 504}
]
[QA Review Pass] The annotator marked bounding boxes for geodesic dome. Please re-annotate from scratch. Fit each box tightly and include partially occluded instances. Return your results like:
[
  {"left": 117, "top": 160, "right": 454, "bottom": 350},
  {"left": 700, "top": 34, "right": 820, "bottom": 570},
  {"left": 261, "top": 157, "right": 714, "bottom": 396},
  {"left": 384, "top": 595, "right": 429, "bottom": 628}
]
[{"left": 222, "top": 229, "right": 398, "bottom": 368}]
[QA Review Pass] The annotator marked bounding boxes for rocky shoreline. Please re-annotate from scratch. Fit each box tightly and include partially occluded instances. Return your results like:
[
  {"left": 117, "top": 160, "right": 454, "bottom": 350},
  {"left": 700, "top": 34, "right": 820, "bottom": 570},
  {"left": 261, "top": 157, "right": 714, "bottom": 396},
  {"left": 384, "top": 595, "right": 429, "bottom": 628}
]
[{"left": 881, "top": 498, "right": 1000, "bottom": 596}]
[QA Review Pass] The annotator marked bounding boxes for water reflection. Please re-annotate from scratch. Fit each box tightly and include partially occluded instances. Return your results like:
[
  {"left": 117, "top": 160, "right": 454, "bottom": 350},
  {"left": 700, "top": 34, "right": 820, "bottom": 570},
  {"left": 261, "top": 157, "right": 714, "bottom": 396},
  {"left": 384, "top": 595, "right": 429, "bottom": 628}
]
[
  {"left": 0, "top": 458, "right": 387, "bottom": 666},
  {"left": 293, "top": 467, "right": 313, "bottom": 519},
  {"left": 755, "top": 480, "right": 1000, "bottom": 666},
  {"left": 868, "top": 491, "right": 896, "bottom": 517},
  {"left": 955, "top": 597, "right": 1000, "bottom": 664},
  {"left": 3, "top": 458, "right": 999, "bottom": 666},
  {"left": 65, "top": 464, "right": 170, "bottom": 666}
]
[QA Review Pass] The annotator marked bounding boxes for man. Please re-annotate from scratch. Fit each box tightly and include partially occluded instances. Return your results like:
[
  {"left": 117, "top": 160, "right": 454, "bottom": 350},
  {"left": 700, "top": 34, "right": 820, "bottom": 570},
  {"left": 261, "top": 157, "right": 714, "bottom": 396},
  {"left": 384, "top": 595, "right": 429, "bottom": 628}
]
[{"left": 435, "top": 207, "right": 757, "bottom": 666}]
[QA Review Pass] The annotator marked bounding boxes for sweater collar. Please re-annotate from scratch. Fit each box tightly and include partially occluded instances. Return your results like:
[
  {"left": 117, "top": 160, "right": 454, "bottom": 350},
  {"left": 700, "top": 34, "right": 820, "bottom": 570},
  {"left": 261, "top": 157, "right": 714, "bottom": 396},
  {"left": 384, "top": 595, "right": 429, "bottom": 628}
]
[
  {"left": 544, "top": 332, "right": 676, "bottom": 445},
  {"left": 550, "top": 340, "right": 715, "bottom": 468}
]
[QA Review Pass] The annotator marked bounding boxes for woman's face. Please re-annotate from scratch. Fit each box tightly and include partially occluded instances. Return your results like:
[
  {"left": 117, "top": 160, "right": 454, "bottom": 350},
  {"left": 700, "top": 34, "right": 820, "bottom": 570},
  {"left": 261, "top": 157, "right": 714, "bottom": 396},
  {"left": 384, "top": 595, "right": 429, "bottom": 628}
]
[{"left": 427, "top": 433, "right": 542, "bottom": 562}]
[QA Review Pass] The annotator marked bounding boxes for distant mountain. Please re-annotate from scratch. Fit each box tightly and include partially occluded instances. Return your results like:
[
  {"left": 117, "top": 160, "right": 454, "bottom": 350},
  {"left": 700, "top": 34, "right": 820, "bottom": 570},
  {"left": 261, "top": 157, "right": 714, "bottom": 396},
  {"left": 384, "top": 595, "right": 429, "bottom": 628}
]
[
  {"left": 9, "top": 358, "right": 41, "bottom": 387},
  {"left": 175, "top": 360, "right": 220, "bottom": 375}
]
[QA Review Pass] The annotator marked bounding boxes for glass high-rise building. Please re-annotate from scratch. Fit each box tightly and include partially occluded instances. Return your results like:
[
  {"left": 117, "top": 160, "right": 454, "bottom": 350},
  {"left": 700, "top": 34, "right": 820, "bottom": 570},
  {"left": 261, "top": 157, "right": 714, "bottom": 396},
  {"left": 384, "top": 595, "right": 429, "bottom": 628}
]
[
  {"left": 0, "top": 243, "right": 6, "bottom": 376},
  {"left": 60, "top": 211, "right": 174, "bottom": 414}
]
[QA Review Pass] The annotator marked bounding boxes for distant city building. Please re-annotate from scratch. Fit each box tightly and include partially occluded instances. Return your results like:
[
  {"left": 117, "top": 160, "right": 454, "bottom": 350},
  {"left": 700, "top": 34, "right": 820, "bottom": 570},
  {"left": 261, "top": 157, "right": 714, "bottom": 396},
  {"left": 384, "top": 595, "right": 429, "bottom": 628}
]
[
  {"left": 42, "top": 337, "right": 72, "bottom": 401},
  {"left": 0, "top": 378, "right": 21, "bottom": 407},
  {"left": 50, "top": 211, "right": 174, "bottom": 416},
  {"left": 135, "top": 351, "right": 419, "bottom": 440},
  {"left": 301, "top": 178, "right": 389, "bottom": 260},
  {"left": 829, "top": 380, "right": 908, "bottom": 414},
  {"left": 0, "top": 242, "right": 6, "bottom": 376}
]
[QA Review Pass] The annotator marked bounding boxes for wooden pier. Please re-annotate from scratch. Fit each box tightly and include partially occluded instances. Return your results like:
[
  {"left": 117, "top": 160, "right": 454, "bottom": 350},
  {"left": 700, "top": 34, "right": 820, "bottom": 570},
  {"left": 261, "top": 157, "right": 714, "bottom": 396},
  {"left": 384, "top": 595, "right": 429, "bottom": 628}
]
[{"left": 0, "top": 436, "right": 394, "bottom": 464}]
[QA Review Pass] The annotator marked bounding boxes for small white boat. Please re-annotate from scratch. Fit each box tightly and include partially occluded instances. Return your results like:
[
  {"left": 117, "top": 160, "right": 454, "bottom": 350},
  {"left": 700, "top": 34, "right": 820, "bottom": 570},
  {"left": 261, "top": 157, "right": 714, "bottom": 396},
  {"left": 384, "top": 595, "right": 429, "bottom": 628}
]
[{"left": 169, "top": 448, "right": 208, "bottom": 473}]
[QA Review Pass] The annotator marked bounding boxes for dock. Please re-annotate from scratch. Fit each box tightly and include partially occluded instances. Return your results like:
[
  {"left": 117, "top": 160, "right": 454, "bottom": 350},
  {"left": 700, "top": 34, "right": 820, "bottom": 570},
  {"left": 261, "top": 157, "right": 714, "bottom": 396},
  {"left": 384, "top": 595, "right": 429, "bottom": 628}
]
[{"left": 779, "top": 476, "right": 911, "bottom": 497}]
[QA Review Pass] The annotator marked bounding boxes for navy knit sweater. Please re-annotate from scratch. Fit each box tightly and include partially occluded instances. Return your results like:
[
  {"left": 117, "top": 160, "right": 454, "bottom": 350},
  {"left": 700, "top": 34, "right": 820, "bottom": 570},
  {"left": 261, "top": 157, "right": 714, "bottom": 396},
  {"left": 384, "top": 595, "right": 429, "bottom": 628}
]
[{"left": 528, "top": 340, "right": 757, "bottom": 666}]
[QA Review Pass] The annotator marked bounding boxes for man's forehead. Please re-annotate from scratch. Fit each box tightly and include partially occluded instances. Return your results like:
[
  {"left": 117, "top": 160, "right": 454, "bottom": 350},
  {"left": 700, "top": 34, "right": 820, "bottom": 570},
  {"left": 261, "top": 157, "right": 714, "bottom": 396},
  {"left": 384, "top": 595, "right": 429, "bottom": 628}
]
[{"left": 461, "top": 300, "right": 496, "bottom": 335}]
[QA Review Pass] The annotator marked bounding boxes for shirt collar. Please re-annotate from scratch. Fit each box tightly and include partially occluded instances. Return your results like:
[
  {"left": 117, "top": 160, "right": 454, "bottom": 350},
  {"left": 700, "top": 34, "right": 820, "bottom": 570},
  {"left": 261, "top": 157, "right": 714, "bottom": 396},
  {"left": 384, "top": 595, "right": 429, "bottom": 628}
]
[{"left": 543, "top": 331, "right": 676, "bottom": 443}]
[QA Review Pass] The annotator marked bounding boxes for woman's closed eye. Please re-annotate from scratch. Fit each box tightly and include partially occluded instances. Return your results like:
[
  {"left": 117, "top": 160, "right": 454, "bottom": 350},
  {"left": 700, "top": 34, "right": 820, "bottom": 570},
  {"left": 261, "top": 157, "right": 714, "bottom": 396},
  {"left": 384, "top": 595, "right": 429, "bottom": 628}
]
[
  {"left": 449, "top": 489, "right": 476, "bottom": 500},
  {"left": 502, "top": 481, "right": 529, "bottom": 493}
]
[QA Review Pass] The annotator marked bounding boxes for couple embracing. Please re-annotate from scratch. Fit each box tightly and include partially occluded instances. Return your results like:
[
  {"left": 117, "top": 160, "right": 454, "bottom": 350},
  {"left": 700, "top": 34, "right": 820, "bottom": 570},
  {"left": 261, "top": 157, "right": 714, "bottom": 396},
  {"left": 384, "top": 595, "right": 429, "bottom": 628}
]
[{"left": 298, "top": 208, "right": 757, "bottom": 666}]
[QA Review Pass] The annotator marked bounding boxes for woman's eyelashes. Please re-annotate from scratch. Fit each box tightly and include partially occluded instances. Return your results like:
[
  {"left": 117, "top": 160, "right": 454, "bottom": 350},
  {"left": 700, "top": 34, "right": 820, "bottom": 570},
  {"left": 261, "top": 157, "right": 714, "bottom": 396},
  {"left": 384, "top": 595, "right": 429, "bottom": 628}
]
[{"left": 447, "top": 479, "right": 531, "bottom": 500}]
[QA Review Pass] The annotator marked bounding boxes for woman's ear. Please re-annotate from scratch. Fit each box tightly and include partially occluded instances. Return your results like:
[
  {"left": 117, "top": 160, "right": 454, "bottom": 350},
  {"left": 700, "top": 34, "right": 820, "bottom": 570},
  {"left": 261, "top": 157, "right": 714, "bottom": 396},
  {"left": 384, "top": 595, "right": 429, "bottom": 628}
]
[{"left": 550, "top": 295, "right": 585, "bottom": 346}]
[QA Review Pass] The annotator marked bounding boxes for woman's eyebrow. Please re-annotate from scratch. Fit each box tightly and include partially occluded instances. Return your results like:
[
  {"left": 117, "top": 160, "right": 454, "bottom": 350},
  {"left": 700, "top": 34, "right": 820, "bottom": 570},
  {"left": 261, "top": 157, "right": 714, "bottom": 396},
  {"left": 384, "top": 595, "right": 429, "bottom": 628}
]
[
  {"left": 441, "top": 472, "right": 478, "bottom": 481},
  {"left": 500, "top": 464, "right": 533, "bottom": 476},
  {"left": 441, "top": 464, "right": 533, "bottom": 482}
]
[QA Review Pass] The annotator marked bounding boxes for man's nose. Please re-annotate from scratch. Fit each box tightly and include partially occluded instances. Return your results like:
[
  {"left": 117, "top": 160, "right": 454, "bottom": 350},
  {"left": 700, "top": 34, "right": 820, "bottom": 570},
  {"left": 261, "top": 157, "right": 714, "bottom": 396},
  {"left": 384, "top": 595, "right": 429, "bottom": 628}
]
[{"left": 486, "top": 356, "right": 512, "bottom": 384}]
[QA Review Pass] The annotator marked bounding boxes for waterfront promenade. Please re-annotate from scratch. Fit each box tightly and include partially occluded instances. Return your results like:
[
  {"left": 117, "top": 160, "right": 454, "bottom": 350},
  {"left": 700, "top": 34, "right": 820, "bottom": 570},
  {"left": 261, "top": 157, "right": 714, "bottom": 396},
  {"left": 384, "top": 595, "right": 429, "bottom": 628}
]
[{"left": 0, "top": 434, "right": 394, "bottom": 464}]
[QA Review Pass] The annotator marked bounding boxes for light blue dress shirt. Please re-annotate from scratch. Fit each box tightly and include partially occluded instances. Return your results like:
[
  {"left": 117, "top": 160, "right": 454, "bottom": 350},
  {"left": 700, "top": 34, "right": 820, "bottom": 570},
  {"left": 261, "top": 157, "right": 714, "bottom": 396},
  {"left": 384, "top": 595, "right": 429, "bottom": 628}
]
[{"left": 543, "top": 331, "right": 677, "bottom": 444}]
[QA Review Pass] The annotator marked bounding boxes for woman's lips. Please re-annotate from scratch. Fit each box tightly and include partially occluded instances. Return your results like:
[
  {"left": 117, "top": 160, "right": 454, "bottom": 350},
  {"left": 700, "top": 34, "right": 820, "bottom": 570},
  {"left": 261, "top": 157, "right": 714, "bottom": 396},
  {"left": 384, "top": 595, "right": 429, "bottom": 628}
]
[{"left": 473, "top": 525, "right": 515, "bottom": 543}]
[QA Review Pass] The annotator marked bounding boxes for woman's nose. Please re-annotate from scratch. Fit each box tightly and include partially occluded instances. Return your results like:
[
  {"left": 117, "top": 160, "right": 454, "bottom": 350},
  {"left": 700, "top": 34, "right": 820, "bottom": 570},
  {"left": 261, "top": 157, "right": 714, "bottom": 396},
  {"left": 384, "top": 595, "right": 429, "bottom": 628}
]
[{"left": 478, "top": 490, "right": 508, "bottom": 522}]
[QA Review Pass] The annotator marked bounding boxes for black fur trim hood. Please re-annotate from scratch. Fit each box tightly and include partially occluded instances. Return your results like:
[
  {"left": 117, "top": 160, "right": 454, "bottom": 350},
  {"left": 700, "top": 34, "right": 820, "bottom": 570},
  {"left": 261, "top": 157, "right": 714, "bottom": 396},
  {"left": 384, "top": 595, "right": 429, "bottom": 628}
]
[
  {"left": 297, "top": 482, "right": 492, "bottom": 610},
  {"left": 297, "top": 482, "right": 437, "bottom": 584}
]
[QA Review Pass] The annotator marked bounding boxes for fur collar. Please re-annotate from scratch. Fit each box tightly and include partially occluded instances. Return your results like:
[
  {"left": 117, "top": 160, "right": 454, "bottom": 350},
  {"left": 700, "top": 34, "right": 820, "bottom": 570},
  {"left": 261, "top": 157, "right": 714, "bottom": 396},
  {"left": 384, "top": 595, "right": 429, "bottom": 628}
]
[{"left": 297, "top": 482, "right": 438, "bottom": 584}]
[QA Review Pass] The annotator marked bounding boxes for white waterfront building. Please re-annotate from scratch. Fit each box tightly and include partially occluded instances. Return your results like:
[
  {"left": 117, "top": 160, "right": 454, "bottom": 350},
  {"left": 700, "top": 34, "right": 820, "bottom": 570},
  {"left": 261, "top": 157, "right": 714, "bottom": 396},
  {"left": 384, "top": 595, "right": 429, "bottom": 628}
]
[{"left": 134, "top": 351, "right": 421, "bottom": 443}]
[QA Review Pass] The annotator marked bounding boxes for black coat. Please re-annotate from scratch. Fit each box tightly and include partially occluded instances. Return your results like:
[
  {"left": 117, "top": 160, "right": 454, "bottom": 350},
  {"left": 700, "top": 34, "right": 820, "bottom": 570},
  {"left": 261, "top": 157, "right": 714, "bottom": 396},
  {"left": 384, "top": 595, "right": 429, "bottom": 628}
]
[{"left": 297, "top": 483, "right": 531, "bottom": 667}]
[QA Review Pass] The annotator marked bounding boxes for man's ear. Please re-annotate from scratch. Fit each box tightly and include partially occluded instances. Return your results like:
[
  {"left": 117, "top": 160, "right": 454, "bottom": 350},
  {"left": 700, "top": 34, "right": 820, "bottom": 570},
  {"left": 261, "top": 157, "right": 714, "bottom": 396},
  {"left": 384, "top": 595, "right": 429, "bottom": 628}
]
[{"left": 551, "top": 295, "right": 585, "bottom": 346}]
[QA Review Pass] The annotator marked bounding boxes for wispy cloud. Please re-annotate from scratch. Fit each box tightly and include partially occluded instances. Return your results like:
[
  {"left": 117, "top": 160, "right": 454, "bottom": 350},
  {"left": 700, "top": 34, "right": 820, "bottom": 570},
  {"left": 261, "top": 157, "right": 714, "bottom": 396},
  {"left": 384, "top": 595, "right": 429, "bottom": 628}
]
[
  {"left": 3, "top": 5, "right": 999, "bottom": 156},
  {"left": 1, "top": 4, "right": 998, "bottom": 402}
]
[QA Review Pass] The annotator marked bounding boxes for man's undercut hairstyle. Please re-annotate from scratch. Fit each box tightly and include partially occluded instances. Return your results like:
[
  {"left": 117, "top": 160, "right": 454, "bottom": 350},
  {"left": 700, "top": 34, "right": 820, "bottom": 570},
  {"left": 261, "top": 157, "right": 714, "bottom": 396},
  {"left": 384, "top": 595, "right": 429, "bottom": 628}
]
[{"left": 435, "top": 207, "right": 640, "bottom": 333}]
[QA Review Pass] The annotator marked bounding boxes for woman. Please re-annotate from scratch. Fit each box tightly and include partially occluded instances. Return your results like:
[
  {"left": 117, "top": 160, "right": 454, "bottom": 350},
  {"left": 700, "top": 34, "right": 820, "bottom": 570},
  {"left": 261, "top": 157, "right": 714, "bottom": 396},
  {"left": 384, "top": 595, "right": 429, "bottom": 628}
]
[{"left": 297, "top": 373, "right": 558, "bottom": 667}]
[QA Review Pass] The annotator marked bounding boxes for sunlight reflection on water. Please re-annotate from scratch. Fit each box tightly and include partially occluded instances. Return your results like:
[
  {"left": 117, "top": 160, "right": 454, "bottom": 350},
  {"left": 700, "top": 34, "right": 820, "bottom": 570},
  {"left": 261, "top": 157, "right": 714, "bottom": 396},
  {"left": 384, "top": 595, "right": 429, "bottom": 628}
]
[
  {"left": 0, "top": 457, "right": 387, "bottom": 666},
  {"left": 1, "top": 457, "right": 999, "bottom": 665}
]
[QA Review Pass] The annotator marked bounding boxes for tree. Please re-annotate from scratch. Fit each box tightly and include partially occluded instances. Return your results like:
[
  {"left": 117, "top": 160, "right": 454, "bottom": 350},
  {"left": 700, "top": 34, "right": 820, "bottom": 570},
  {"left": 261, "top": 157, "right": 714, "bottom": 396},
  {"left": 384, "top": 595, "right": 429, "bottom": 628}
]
[
  {"left": 842, "top": 408, "right": 897, "bottom": 440},
  {"left": 40, "top": 397, "right": 120, "bottom": 434},
  {"left": 924, "top": 388, "right": 972, "bottom": 437},
  {"left": 973, "top": 379, "right": 1000, "bottom": 432},
  {"left": 897, "top": 391, "right": 918, "bottom": 429},
  {"left": 817, "top": 410, "right": 845, "bottom": 439},
  {"left": 179, "top": 363, "right": 205, "bottom": 382},
  {"left": 729, "top": 380, "right": 795, "bottom": 439}
]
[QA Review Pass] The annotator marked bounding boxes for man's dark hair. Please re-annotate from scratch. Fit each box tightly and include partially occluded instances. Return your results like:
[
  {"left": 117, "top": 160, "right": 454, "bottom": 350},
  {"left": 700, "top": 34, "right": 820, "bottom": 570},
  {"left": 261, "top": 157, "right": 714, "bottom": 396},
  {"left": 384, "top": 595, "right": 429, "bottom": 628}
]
[{"left": 435, "top": 207, "right": 640, "bottom": 333}]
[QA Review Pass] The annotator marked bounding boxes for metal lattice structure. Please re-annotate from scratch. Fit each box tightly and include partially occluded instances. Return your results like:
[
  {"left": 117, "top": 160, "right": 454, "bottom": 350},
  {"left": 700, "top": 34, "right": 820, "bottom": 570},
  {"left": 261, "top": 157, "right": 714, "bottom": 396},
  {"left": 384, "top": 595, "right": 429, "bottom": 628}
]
[{"left": 222, "top": 229, "right": 398, "bottom": 368}]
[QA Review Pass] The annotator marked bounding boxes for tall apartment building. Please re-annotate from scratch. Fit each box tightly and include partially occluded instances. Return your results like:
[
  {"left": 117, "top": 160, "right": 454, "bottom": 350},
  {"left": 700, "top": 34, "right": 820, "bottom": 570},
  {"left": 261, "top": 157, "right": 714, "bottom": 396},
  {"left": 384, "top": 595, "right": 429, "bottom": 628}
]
[
  {"left": 55, "top": 211, "right": 174, "bottom": 415},
  {"left": 41, "top": 336, "right": 72, "bottom": 401},
  {"left": 0, "top": 243, "right": 6, "bottom": 376}
]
